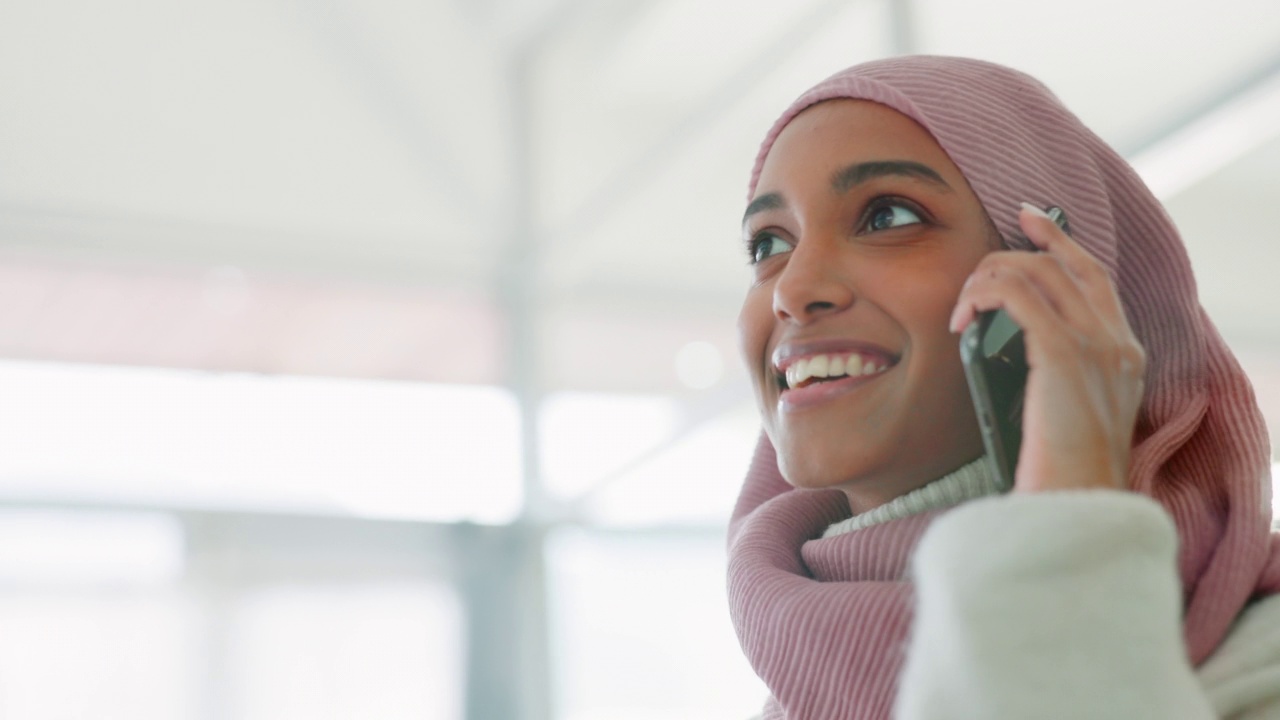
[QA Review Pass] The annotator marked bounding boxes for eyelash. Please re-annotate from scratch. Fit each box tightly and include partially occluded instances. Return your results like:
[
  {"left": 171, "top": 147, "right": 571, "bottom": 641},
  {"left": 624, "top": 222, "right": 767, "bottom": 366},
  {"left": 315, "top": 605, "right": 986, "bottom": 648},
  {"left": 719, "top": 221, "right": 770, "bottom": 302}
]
[
  {"left": 744, "top": 195, "right": 930, "bottom": 264},
  {"left": 744, "top": 232, "right": 784, "bottom": 265}
]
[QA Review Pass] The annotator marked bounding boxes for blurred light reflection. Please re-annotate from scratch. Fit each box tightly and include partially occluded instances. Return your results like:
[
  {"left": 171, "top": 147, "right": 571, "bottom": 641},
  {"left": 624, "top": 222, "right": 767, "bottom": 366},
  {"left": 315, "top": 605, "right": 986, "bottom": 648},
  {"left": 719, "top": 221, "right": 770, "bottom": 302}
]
[
  {"left": 0, "top": 509, "right": 183, "bottom": 586},
  {"left": 0, "top": 359, "right": 522, "bottom": 523}
]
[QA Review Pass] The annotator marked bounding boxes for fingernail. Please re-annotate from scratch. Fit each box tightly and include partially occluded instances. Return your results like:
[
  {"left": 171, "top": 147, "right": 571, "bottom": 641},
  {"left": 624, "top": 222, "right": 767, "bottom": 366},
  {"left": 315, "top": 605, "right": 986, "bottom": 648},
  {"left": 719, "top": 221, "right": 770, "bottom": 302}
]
[
  {"left": 1020, "top": 201, "right": 1051, "bottom": 219},
  {"left": 948, "top": 306, "right": 963, "bottom": 333}
]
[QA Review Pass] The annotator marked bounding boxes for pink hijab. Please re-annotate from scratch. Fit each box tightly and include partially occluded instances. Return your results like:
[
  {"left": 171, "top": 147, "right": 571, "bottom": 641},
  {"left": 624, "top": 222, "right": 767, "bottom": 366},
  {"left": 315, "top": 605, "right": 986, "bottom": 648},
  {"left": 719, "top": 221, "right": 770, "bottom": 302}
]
[{"left": 727, "top": 56, "right": 1280, "bottom": 719}]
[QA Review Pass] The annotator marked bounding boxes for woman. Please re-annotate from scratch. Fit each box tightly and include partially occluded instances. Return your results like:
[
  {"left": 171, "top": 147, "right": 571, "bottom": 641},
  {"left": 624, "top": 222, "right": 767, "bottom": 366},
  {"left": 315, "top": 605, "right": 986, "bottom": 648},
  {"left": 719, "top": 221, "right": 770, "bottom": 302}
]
[{"left": 727, "top": 56, "right": 1280, "bottom": 719}]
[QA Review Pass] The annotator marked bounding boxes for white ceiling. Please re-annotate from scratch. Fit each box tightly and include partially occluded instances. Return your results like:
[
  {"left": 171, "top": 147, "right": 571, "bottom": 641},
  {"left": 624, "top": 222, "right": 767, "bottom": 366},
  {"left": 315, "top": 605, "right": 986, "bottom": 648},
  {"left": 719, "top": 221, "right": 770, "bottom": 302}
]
[{"left": 2, "top": 0, "right": 1279, "bottom": 408}]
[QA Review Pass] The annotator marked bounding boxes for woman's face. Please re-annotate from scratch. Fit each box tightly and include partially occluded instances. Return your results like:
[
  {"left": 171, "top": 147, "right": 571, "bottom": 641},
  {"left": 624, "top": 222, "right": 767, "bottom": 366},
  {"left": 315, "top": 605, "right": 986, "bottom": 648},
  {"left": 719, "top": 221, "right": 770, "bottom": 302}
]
[{"left": 739, "top": 99, "right": 996, "bottom": 511}]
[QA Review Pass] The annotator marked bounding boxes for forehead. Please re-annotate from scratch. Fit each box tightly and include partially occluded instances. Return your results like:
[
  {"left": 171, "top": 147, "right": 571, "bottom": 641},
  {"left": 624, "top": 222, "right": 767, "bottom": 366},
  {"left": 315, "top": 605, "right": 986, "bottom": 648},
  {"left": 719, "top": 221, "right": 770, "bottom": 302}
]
[{"left": 755, "top": 99, "right": 964, "bottom": 192}]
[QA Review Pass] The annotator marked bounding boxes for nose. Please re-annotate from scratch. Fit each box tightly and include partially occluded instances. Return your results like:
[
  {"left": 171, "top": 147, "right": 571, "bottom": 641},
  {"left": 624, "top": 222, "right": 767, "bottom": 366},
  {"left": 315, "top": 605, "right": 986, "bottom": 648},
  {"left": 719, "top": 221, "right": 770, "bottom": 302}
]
[{"left": 772, "top": 238, "right": 855, "bottom": 324}]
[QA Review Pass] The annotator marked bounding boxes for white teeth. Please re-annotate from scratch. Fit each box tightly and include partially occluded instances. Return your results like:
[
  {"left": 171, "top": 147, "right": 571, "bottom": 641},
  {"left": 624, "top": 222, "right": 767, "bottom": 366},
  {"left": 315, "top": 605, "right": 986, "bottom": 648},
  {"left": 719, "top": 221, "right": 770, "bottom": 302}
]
[
  {"left": 785, "top": 360, "right": 805, "bottom": 389},
  {"left": 796, "top": 358, "right": 809, "bottom": 379},
  {"left": 809, "top": 355, "right": 829, "bottom": 378},
  {"left": 828, "top": 356, "right": 844, "bottom": 376},
  {"left": 845, "top": 354, "right": 863, "bottom": 377},
  {"left": 781, "top": 353, "right": 889, "bottom": 389}
]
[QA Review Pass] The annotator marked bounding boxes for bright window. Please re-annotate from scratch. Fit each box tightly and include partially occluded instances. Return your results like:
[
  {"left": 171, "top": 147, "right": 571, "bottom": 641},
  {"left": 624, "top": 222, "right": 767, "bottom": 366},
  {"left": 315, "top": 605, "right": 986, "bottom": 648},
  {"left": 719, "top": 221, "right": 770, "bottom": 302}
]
[
  {"left": 227, "top": 583, "right": 463, "bottom": 720},
  {"left": 540, "top": 390, "right": 758, "bottom": 527},
  {"left": 546, "top": 527, "right": 767, "bottom": 720},
  {"left": 0, "top": 360, "right": 522, "bottom": 523}
]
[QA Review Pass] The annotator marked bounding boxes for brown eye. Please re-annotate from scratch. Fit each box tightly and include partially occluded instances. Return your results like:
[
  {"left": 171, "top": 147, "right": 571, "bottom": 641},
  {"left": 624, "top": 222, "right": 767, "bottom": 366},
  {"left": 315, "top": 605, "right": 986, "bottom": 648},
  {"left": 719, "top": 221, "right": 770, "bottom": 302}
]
[{"left": 867, "top": 204, "right": 922, "bottom": 231}]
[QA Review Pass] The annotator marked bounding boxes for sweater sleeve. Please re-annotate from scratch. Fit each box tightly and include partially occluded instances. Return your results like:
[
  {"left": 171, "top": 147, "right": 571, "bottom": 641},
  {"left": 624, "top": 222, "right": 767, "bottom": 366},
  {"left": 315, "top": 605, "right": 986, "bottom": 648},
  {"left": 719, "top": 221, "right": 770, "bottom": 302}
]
[
  {"left": 894, "top": 491, "right": 1216, "bottom": 720},
  {"left": 1196, "top": 591, "right": 1280, "bottom": 718}
]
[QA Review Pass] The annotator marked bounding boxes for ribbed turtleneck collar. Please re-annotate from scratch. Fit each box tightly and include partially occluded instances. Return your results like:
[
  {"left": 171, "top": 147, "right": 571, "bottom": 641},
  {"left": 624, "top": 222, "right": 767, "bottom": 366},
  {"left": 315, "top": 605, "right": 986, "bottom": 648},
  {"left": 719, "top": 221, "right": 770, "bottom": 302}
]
[{"left": 822, "top": 456, "right": 1002, "bottom": 538}]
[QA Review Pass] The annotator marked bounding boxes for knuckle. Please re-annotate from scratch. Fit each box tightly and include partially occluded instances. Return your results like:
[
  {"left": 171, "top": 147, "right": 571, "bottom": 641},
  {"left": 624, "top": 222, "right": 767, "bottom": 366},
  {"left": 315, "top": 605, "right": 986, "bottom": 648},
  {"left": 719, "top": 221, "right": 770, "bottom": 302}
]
[
  {"left": 1074, "top": 327, "right": 1095, "bottom": 346},
  {"left": 1017, "top": 251, "right": 1056, "bottom": 273},
  {"left": 973, "top": 253, "right": 1011, "bottom": 280},
  {"left": 964, "top": 256, "right": 1002, "bottom": 289},
  {"left": 1122, "top": 343, "right": 1147, "bottom": 375},
  {"left": 1042, "top": 328, "right": 1080, "bottom": 356},
  {"left": 1099, "top": 341, "right": 1146, "bottom": 377}
]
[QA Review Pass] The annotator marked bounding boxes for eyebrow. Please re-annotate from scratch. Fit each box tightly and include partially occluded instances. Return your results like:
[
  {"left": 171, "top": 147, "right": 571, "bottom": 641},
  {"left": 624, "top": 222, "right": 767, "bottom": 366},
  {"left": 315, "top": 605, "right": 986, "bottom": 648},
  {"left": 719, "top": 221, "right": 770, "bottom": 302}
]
[
  {"left": 742, "top": 159, "right": 951, "bottom": 226},
  {"left": 832, "top": 160, "right": 951, "bottom": 194},
  {"left": 741, "top": 193, "right": 785, "bottom": 225}
]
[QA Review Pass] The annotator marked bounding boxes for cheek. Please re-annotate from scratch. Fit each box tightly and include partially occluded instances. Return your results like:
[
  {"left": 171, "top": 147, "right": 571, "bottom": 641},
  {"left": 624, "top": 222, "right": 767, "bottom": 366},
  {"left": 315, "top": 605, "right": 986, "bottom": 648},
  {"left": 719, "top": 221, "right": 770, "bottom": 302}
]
[
  {"left": 736, "top": 289, "right": 773, "bottom": 375},
  {"left": 904, "top": 254, "right": 986, "bottom": 324},
  {"left": 871, "top": 270, "right": 964, "bottom": 333}
]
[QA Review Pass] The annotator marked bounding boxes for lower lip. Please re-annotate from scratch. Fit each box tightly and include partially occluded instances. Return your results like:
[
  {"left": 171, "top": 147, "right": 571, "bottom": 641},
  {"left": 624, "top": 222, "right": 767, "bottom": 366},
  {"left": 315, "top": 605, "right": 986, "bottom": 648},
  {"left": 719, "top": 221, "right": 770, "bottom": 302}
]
[{"left": 778, "top": 368, "right": 893, "bottom": 410}]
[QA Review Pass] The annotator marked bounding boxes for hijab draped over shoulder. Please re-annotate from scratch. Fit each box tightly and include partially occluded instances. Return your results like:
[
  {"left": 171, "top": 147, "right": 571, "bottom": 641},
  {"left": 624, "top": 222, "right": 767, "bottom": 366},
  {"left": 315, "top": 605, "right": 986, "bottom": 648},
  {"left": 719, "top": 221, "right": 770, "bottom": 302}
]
[{"left": 727, "top": 55, "right": 1280, "bottom": 719}]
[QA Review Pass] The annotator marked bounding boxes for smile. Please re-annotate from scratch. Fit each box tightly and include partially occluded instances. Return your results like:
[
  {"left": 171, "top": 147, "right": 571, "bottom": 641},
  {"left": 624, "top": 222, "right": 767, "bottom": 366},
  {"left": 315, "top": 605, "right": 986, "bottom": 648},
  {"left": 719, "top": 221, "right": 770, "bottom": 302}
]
[
  {"left": 779, "top": 352, "right": 891, "bottom": 390},
  {"left": 771, "top": 346, "right": 900, "bottom": 410}
]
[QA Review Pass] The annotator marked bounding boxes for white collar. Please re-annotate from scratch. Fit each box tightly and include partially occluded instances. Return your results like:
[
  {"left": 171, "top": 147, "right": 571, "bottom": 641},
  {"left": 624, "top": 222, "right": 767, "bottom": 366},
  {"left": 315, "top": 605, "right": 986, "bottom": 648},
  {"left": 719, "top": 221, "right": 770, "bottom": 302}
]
[{"left": 822, "top": 456, "right": 1002, "bottom": 538}]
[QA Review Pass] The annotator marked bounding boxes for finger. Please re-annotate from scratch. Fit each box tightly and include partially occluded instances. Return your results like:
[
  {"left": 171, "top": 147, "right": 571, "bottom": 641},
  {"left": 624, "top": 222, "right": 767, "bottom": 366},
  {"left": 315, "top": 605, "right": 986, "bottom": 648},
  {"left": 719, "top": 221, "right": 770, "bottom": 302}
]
[
  {"left": 954, "top": 260, "right": 1149, "bottom": 400},
  {"left": 1018, "top": 203, "right": 1129, "bottom": 327},
  {"left": 951, "top": 251, "right": 1101, "bottom": 335},
  {"left": 949, "top": 262, "right": 1077, "bottom": 348}
]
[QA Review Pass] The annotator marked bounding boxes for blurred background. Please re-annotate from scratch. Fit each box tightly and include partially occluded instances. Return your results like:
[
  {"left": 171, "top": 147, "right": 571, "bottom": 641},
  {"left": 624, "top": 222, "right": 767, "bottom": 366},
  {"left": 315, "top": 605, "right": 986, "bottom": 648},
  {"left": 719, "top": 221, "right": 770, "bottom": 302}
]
[{"left": 2, "top": 0, "right": 1279, "bottom": 718}]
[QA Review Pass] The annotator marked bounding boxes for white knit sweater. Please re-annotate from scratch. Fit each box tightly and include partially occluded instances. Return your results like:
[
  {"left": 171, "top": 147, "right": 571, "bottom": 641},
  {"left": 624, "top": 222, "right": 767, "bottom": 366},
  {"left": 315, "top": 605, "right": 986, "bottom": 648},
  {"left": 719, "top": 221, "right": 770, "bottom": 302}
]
[{"left": 814, "top": 461, "right": 1280, "bottom": 719}]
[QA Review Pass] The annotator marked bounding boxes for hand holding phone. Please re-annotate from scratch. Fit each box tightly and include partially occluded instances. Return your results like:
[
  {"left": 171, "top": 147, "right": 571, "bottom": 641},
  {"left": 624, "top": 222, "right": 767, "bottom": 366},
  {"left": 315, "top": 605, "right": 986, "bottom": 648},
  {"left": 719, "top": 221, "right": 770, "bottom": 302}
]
[{"left": 959, "top": 206, "right": 1069, "bottom": 490}]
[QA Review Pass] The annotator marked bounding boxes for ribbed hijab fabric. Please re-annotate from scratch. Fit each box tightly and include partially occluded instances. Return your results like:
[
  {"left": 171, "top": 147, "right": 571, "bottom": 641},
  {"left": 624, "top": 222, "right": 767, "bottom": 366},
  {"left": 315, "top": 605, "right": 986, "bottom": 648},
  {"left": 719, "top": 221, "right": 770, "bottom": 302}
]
[{"left": 727, "top": 56, "right": 1280, "bottom": 719}]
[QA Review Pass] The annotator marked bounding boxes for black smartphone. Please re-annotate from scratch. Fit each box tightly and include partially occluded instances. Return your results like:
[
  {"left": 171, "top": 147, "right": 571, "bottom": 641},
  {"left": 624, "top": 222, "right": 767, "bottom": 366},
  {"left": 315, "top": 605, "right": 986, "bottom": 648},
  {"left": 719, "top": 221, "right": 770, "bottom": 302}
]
[{"left": 960, "top": 206, "right": 1069, "bottom": 489}]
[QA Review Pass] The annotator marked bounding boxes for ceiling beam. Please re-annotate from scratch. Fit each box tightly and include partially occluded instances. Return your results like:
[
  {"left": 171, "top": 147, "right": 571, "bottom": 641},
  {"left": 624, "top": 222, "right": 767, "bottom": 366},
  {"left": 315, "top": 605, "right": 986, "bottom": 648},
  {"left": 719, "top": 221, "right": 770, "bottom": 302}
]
[
  {"left": 292, "top": 0, "right": 487, "bottom": 219},
  {"left": 1126, "top": 50, "right": 1280, "bottom": 199},
  {"left": 549, "top": 0, "right": 865, "bottom": 264}
]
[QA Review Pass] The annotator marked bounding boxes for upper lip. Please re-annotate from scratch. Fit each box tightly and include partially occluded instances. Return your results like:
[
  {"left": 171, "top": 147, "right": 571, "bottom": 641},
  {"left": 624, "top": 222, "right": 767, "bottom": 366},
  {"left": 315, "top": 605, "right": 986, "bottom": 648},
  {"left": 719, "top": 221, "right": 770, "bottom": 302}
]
[{"left": 771, "top": 338, "right": 900, "bottom": 373}]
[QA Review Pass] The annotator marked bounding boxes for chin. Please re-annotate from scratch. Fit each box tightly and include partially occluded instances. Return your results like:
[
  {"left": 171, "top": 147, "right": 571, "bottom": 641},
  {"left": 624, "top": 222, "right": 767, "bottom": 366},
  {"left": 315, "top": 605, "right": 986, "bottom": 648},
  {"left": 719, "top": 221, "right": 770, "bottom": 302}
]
[
  {"left": 770, "top": 425, "right": 982, "bottom": 512},
  {"left": 772, "top": 433, "right": 885, "bottom": 492}
]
